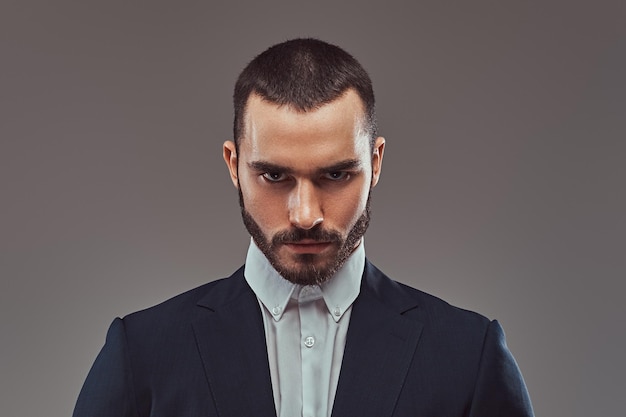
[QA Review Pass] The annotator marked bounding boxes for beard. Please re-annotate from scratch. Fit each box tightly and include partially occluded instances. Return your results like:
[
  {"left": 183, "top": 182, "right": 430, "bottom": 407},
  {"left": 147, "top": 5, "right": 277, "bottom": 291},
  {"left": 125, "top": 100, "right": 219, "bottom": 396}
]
[{"left": 239, "top": 189, "right": 371, "bottom": 286}]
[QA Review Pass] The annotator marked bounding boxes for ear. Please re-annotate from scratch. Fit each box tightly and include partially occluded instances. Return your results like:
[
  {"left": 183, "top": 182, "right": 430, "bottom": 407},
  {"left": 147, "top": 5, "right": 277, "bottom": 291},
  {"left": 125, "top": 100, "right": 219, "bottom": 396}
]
[
  {"left": 370, "top": 136, "right": 385, "bottom": 187},
  {"left": 223, "top": 140, "right": 239, "bottom": 188}
]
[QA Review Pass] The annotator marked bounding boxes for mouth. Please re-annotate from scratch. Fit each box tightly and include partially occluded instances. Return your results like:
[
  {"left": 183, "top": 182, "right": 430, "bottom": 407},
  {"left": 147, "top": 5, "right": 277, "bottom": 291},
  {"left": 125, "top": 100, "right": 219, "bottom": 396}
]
[{"left": 283, "top": 240, "right": 334, "bottom": 254}]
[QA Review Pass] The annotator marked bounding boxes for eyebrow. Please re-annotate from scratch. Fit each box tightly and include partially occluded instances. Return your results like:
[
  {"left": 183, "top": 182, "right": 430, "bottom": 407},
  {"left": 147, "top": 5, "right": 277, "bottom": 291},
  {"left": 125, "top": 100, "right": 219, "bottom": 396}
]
[{"left": 248, "top": 159, "right": 363, "bottom": 174}]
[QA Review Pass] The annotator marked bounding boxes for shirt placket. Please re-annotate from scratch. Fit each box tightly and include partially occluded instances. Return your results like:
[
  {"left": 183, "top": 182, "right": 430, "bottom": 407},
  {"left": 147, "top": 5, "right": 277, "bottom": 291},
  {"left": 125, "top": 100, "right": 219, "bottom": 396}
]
[{"left": 299, "top": 286, "right": 327, "bottom": 417}]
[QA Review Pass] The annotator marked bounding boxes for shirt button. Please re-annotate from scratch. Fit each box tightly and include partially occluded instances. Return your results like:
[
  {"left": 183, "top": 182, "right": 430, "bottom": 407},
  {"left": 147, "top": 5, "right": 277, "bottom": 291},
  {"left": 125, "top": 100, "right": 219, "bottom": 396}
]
[
  {"left": 271, "top": 306, "right": 281, "bottom": 316},
  {"left": 304, "top": 336, "right": 315, "bottom": 348},
  {"left": 333, "top": 307, "right": 341, "bottom": 317}
]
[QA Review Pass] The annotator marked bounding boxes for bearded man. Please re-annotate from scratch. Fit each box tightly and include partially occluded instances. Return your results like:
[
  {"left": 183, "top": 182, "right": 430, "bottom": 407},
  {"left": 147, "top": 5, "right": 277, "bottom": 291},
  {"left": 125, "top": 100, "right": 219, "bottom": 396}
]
[{"left": 73, "top": 38, "right": 534, "bottom": 417}]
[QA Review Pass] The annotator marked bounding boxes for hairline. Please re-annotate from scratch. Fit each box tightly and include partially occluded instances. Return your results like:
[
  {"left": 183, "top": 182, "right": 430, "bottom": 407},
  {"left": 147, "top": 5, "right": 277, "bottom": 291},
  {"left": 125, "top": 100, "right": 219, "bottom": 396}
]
[{"left": 235, "top": 88, "right": 376, "bottom": 153}]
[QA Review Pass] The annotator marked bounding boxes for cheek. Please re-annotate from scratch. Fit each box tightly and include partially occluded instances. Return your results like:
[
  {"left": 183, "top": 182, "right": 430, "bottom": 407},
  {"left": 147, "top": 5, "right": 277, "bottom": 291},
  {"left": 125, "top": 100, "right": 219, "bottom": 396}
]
[
  {"left": 239, "top": 178, "right": 287, "bottom": 229},
  {"left": 330, "top": 181, "right": 370, "bottom": 226}
]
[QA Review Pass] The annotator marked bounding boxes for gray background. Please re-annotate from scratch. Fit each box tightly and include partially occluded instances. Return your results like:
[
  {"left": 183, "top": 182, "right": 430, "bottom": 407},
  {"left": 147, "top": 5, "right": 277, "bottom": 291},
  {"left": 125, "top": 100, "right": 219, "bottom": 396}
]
[{"left": 1, "top": 1, "right": 624, "bottom": 416}]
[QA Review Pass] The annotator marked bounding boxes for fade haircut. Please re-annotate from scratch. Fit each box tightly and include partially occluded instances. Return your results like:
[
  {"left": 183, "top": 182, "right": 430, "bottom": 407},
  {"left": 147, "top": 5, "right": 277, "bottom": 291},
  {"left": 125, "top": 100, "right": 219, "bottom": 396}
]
[{"left": 233, "top": 38, "right": 377, "bottom": 150}]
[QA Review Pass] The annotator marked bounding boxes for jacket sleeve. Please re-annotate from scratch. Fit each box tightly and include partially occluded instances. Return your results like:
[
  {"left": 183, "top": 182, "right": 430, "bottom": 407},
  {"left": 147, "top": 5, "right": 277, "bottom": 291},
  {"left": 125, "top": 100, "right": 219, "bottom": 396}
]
[
  {"left": 468, "top": 320, "right": 535, "bottom": 417},
  {"left": 73, "top": 318, "right": 139, "bottom": 417}
]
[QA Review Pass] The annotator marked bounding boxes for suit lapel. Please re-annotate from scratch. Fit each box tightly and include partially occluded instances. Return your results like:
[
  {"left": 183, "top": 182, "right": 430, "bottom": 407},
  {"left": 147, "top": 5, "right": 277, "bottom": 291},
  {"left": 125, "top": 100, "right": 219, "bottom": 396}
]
[
  {"left": 190, "top": 262, "right": 421, "bottom": 417},
  {"left": 331, "top": 262, "right": 423, "bottom": 417},
  {"left": 192, "top": 270, "right": 277, "bottom": 417}
]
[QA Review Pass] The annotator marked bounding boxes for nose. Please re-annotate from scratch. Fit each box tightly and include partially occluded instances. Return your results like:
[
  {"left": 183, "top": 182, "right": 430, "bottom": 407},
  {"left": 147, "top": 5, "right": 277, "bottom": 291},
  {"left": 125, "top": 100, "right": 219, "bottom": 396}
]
[{"left": 288, "top": 180, "right": 324, "bottom": 230}]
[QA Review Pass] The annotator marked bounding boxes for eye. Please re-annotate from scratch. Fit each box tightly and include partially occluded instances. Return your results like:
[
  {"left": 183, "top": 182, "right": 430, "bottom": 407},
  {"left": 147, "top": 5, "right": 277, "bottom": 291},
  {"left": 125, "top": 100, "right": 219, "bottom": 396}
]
[
  {"left": 324, "top": 171, "right": 350, "bottom": 181},
  {"left": 262, "top": 172, "right": 288, "bottom": 182}
]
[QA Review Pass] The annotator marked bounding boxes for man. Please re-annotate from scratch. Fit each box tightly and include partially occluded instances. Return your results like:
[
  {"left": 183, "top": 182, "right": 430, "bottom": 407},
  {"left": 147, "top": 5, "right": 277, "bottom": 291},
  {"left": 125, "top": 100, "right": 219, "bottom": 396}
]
[{"left": 73, "top": 38, "right": 534, "bottom": 417}]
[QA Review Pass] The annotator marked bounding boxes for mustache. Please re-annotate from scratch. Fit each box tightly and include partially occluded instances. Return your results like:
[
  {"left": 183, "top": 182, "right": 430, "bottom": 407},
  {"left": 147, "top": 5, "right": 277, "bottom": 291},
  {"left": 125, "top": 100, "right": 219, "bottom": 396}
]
[{"left": 272, "top": 226, "right": 342, "bottom": 246}]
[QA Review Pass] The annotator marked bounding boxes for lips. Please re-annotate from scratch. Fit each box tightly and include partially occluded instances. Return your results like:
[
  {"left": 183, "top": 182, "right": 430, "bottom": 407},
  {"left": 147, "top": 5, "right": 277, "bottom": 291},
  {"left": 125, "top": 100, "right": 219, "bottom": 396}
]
[{"left": 284, "top": 240, "right": 333, "bottom": 254}]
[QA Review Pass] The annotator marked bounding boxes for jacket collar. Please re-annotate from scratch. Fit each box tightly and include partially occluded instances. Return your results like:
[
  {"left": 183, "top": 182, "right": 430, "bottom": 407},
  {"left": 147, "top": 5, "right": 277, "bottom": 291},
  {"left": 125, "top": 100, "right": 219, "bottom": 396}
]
[
  {"left": 331, "top": 261, "right": 423, "bottom": 417},
  {"left": 193, "top": 261, "right": 423, "bottom": 417}
]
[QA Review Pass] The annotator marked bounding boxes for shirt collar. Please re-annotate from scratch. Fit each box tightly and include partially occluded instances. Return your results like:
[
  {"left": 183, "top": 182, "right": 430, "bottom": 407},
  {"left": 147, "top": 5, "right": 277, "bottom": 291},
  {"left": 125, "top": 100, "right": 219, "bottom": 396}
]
[{"left": 244, "top": 238, "right": 365, "bottom": 323}]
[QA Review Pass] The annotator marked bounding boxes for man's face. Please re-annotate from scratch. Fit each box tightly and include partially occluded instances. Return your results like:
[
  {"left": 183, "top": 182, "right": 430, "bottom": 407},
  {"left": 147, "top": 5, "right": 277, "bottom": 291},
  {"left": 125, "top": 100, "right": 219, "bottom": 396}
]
[{"left": 223, "top": 89, "right": 385, "bottom": 285}]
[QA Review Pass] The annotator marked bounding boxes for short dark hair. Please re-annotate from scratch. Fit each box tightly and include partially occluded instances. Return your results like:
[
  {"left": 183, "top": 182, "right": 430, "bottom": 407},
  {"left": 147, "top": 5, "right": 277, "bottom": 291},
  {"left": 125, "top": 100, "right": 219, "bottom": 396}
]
[{"left": 233, "top": 38, "right": 377, "bottom": 149}]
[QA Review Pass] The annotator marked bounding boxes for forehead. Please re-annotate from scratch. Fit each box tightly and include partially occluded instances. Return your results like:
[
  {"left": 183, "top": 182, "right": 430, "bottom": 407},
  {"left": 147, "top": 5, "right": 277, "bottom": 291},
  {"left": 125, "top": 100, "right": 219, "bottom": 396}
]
[{"left": 240, "top": 90, "right": 370, "bottom": 166}]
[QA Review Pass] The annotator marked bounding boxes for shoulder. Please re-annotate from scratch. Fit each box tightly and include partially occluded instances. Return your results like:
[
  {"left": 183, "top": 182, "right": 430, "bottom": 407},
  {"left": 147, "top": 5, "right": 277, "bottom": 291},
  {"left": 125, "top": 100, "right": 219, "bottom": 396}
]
[
  {"left": 120, "top": 266, "right": 248, "bottom": 329},
  {"left": 362, "top": 260, "right": 491, "bottom": 333}
]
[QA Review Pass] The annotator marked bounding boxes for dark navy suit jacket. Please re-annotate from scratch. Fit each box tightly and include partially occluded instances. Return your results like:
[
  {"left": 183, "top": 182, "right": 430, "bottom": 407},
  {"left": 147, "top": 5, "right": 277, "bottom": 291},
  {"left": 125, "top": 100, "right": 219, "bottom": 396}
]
[{"left": 73, "top": 261, "right": 534, "bottom": 417}]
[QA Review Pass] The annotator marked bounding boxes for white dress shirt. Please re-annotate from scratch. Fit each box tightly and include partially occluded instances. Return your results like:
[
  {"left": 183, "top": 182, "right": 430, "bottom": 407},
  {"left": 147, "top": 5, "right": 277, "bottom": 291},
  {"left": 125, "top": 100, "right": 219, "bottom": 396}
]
[{"left": 244, "top": 239, "right": 365, "bottom": 417}]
